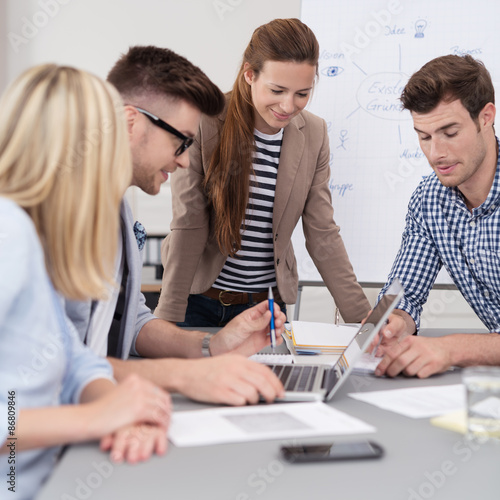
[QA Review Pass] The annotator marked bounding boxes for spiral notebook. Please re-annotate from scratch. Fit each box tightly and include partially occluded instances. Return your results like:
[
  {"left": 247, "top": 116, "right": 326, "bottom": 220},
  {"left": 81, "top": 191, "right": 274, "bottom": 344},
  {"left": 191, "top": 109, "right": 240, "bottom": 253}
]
[
  {"left": 250, "top": 353, "right": 294, "bottom": 364},
  {"left": 249, "top": 321, "right": 295, "bottom": 364}
]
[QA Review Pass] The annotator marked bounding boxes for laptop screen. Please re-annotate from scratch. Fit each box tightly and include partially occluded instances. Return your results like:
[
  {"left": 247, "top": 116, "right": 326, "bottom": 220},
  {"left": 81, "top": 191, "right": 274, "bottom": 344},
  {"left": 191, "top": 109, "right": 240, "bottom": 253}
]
[
  {"left": 352, "top": 279, "right": 404, "bottom": 354},
  {"left": 325, "top": 278, "right": 404, "bottom": 399}
]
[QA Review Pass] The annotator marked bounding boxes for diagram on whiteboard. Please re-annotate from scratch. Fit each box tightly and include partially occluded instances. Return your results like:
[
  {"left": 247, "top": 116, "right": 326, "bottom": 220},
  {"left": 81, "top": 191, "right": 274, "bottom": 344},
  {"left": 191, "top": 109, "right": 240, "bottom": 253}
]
[{"left": 296, "top": 0, "right": 499, "bottom": 284}]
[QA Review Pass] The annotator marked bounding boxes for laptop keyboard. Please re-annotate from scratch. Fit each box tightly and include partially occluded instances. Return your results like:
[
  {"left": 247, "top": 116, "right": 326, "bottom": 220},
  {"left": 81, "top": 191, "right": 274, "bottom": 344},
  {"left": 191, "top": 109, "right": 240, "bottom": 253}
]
[{"left": 270, "top": 365, "right": 318, "bottom": 392}]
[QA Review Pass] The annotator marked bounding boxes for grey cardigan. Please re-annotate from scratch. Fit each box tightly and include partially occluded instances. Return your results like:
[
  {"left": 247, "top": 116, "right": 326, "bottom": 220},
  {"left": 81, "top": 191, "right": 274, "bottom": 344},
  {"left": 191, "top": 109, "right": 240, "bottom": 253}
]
[{"left": 65, "top": 200, "right": 155, "bottom": 359}]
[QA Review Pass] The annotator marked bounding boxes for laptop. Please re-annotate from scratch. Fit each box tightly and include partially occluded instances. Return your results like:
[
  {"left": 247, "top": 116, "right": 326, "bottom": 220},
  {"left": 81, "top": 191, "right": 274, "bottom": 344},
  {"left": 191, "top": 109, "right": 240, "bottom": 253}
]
[{"left": 266, "top": 279, "right": 404, "bottom": 402}]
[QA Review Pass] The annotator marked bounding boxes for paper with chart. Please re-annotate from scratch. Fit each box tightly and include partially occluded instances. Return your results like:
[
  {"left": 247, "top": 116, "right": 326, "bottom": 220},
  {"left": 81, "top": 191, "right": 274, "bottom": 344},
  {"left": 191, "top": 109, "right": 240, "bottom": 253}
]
[
  {"left": 297, "top": 0, "right": 500, "bottom": 284},
  {"left": 169, "top": 401, "right": 375, "bottom": 447}
]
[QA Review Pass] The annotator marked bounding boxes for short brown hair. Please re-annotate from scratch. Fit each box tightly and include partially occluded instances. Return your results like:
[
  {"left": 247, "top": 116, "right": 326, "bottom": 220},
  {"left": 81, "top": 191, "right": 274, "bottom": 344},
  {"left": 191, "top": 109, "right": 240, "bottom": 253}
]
[
  {"left": 107, "top": 45, "right": 224, "bottom": 116},
  {"left": 401, "top": 54, "right": 495, "bottom": 119}
]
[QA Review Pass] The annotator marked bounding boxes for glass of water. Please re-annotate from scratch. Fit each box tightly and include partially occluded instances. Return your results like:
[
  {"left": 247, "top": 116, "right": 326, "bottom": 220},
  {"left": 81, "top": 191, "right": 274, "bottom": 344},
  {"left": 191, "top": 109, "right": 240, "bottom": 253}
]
[{"left": 462, "top": 366, "right": 500, "bottom": 441}]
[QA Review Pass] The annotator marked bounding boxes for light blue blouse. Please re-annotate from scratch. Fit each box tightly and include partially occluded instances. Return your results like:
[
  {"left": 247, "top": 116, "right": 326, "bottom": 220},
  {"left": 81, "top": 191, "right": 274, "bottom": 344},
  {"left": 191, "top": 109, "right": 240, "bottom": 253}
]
[{"left": 0, "top": 197, "right": 113, "bottom": 500}]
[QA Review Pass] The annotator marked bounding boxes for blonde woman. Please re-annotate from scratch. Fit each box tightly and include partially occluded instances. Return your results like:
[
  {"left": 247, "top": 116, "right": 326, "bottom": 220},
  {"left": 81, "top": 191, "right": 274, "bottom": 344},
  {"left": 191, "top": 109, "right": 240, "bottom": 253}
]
[{"left": 0, "top": 64, "right": 170, "bottom": 500}]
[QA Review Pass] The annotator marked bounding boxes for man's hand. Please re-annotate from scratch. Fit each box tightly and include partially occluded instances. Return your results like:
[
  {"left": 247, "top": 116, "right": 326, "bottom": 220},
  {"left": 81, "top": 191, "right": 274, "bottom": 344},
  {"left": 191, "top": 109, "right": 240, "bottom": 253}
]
[
  {"left": 368, "top": 310, "right": 415, "bottom": 357},
  {"left": 374, "top": 336, "right": 453, "bottom": 378},
  {"left": 176, "top": 353, "right": 285, "bottom": 405},
  {"left": 210, "top": 300, "right": 286, "bottom": 357}
]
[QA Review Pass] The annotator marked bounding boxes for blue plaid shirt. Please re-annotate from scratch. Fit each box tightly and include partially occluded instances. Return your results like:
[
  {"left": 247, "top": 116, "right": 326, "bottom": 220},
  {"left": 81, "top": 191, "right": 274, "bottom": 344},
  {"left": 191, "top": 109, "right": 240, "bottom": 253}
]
[{"left": 380, "top": 139, "right": 500, "bottom": 333}]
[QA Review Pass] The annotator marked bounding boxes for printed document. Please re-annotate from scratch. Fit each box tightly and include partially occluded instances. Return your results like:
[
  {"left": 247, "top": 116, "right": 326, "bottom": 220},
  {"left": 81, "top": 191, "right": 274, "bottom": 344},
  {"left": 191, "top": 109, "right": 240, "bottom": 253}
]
[
  {"left": 169, "top": 401, "right": 375, "bottom": 447},
  {"left": 348, "top": 384, "right": 465, "bottom": 418}
]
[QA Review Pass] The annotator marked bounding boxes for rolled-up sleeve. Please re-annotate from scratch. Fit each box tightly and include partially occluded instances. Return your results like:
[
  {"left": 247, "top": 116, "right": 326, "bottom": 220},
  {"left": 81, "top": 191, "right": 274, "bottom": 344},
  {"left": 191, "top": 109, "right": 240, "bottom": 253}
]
[{"left": 60, "top": 314, "right": 114, "bottom": 405}]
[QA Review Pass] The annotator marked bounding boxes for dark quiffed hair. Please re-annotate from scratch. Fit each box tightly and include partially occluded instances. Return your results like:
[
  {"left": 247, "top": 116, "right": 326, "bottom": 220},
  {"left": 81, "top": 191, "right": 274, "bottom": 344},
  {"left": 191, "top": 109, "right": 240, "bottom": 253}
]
[
  {"left": 107, "top": 45, "right": 225, "bottom": 116},
  {"left": 400, "top": 54, "right": 495, "bottom": 120}
]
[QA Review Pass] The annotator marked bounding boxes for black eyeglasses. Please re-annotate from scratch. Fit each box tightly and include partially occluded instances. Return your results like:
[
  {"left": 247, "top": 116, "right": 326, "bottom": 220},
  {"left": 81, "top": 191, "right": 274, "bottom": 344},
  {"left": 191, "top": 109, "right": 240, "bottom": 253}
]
[{"left": 135, "top": 107, "right": 194, "bottom": 157}]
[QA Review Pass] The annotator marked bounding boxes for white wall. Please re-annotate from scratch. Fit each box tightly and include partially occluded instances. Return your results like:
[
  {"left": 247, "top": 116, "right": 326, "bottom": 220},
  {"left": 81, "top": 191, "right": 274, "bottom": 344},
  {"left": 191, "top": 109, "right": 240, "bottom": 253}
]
[
  {"left": 0, "top": 2, "right": 6, "bottom": 93},
  {"left": 2, "top": 0, "right": 303, "bottom": 238},
  {"left": 1, "top": 0, "right": 486, "bottom": 331},
  {"left": 4, "top": 0, "right": 301, "bottom": 90}
]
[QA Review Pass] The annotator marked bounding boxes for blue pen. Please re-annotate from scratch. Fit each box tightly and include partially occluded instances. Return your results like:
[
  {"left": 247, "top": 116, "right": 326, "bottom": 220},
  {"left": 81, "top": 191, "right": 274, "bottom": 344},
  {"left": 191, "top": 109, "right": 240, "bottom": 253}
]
[{"left": 268, "top": 286, "right": 276, "bottom": 352}]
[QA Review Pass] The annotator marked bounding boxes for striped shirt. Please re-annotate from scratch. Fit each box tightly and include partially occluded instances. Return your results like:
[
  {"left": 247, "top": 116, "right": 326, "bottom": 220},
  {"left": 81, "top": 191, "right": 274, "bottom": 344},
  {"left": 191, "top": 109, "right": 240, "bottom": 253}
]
[
  {"left": 379, "top": 138, "right": 500, "bottom": 332},
  {"left": 213, "top": 128, "right": 284, "bottom": 292}
]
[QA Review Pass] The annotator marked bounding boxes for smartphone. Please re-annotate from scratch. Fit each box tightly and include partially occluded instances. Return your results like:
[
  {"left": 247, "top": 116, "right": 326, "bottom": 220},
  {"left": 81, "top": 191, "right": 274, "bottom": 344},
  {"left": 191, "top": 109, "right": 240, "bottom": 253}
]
[{"left": 280, "top": 440, "right": 384, "bottom": 463}]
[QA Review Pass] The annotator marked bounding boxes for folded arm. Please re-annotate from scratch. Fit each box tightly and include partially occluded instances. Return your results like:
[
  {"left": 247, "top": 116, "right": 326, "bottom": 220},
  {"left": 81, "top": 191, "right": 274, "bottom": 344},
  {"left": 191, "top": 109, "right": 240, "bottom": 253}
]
[{"left": 1, "top": 375, "right": 170, "bottom": 463}]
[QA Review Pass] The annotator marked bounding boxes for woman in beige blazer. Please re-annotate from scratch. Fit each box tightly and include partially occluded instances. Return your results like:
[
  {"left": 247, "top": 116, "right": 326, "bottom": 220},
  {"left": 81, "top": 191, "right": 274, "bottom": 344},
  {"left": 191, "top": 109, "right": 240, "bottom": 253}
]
[{"left": 155, "top": 18, "right": 370, "bottom": 326}]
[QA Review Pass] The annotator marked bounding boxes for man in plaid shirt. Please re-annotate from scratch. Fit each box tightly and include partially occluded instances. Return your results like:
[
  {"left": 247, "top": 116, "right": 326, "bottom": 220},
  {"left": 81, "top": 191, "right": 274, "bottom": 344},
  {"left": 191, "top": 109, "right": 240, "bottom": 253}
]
[{"left": 374, "top": 54, "right": 500, "bottom": 378}]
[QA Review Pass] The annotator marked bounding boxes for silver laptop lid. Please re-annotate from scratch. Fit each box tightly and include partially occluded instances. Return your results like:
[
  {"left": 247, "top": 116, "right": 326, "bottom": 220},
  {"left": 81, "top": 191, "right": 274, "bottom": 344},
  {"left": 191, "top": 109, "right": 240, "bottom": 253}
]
[{"left": 324, "top": 278, "right": 405, "bottom": 400}]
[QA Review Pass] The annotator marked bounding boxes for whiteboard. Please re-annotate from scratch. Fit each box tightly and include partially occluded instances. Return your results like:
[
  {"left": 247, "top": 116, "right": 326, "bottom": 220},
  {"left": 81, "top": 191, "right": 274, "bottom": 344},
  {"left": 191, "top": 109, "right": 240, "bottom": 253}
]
[{"left": 295, "top": 0, "right": 500, "bottom": 284}]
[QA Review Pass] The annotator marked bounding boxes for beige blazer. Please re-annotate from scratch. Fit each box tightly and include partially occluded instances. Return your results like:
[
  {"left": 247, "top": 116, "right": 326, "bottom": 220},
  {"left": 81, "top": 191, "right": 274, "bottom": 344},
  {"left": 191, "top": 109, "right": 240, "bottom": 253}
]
[{"left": 155, "top": 108, "right": 370, "bottom": 323}]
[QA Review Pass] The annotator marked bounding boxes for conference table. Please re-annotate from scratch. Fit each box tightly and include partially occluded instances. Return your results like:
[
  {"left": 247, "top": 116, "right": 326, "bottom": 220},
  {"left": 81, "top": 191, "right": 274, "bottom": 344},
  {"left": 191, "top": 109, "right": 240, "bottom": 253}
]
[{"left": 37, "top": 329, "right": 500, "bottom": 500}]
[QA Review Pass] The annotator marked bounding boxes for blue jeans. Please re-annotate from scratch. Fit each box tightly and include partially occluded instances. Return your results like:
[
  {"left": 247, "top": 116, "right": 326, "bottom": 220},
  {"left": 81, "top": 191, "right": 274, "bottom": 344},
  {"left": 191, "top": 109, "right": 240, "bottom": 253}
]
[{"left": 177, "top": 293, "right": 287, "bottom": 328}]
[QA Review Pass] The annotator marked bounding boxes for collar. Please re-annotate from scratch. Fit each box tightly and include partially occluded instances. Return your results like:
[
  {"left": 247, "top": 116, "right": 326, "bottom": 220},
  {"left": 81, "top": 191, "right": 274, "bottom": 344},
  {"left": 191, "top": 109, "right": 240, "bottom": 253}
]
[{"left": 470, "top": 136, "right": 500, "bottom": 217}]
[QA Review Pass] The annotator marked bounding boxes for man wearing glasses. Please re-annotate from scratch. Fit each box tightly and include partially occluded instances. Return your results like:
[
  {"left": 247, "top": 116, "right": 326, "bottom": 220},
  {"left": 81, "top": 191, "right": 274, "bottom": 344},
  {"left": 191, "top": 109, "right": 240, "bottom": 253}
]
[{"left": 66, "top": 46, "right": 285, "bottom": 407}]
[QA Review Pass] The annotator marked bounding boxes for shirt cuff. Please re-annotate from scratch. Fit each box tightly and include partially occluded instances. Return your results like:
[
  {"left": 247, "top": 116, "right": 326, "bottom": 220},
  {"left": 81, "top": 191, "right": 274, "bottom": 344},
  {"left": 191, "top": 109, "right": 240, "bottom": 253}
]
[
  {"left": 394, "top": 296, "right": 421, "bottom": 333},
  {"left": 130, "top": 316, "right": 157, "bottom": 357}
]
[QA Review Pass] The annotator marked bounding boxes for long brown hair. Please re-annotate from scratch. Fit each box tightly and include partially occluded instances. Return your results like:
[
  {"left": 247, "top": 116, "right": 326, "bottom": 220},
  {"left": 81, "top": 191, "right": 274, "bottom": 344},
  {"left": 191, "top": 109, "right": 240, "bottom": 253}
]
[{"left": 204, "top": 18, "right": 319, "bottom": 256}]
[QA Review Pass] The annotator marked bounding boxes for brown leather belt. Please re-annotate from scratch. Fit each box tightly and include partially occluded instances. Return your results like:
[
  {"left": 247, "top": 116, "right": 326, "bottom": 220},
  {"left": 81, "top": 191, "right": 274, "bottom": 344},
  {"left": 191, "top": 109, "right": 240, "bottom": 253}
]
[{"left": 201, "top": 286, "right": 281, "bottom": 306}]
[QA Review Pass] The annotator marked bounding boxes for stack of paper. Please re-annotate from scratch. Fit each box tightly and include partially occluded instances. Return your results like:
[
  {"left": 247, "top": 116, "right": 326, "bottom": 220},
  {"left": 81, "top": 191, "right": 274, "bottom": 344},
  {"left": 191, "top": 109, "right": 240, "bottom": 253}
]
[
  {"left": 291, "top": 321, "right": 359, "bottom": 354},
  {"left": 283, "top": 322, "right": 293, "bottom": 340}
]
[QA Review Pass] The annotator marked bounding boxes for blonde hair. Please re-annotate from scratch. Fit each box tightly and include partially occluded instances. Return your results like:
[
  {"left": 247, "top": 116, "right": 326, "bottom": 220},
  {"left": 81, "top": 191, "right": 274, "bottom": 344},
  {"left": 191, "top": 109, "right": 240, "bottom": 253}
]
[{"left": 0, "top": 64, "right": 132, "bottom": 300}]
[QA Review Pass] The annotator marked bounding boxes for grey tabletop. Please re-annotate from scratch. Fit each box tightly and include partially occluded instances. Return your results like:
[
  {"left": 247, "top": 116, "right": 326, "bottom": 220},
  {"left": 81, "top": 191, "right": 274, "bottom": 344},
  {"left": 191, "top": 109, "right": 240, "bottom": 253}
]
[{"left": 36, "top": 330, "right": 499, "bottom": 500}]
